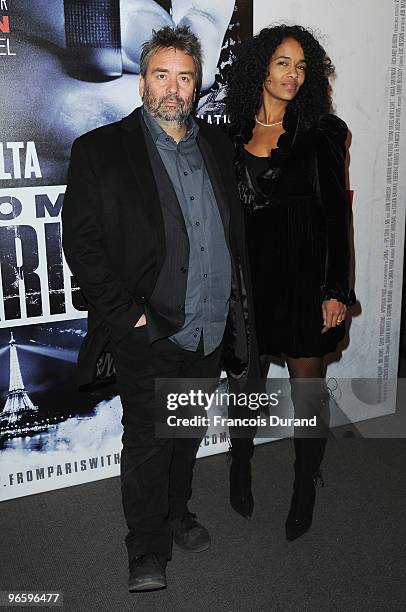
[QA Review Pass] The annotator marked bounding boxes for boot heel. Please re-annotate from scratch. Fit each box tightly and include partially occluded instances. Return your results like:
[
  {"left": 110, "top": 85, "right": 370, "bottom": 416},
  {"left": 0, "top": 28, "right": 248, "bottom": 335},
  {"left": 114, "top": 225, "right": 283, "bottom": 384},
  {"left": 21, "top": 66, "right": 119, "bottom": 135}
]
[{"left": 285, "top": 471, "right": 324, "bottom": 541}]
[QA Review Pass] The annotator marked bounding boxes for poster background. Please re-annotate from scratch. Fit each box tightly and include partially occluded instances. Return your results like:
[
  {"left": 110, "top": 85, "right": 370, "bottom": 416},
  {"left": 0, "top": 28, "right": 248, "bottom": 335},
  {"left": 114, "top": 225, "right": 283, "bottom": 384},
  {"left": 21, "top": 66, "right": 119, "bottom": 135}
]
[
  {"left": 254, "top": 0, "right": 406, "bottom": 422},
  {"left": 1, "top": 0, "right": 406, "bottom": 500}
]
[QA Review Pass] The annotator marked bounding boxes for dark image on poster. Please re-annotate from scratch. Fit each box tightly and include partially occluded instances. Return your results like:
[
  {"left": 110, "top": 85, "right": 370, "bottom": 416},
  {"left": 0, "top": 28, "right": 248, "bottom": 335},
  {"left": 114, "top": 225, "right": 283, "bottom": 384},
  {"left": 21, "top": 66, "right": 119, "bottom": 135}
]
[
  {"left": 1, "top": 0, "right": 253, "bottom": 188},
  {"left": 0, "top": 320, "right": 117, "bottom": 449}
]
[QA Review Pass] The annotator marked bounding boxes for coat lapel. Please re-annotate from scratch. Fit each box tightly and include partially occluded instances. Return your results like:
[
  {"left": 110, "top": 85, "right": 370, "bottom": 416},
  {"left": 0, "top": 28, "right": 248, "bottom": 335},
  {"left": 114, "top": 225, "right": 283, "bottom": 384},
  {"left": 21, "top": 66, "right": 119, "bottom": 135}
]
[
  {"left": 141, "top": 129, "right": 187, "bottom": 234},
  {"left": 119, "top": 108, "right": 166, "bottom": 270}
]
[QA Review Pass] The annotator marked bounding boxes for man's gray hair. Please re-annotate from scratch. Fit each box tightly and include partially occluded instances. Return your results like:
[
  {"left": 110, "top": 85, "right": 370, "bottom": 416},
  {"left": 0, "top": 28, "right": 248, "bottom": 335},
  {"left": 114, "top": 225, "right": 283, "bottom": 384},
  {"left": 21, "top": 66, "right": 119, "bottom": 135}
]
[{"left": 140, "top": 25, "right": 203, "bottom": 99}]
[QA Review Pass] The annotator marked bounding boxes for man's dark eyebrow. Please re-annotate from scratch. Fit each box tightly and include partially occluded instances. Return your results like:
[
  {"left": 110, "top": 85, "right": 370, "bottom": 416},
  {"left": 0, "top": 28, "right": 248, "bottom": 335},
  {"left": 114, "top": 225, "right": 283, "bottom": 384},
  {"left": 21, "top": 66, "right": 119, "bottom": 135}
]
[{"left": 151, "top": 67, "right": 195, "bottom": 75}]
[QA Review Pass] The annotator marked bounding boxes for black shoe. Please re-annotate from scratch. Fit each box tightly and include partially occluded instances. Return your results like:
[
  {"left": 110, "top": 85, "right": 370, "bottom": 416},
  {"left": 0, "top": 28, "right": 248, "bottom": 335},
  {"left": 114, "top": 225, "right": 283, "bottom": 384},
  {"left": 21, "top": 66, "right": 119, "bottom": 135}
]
[
  {"left": 229, "top": 459, "right": 254, "bottom": 519},
  {"left": 128, "top": 554, "right": 167, "bottom": 592},
  {"left": 285, "top": 471, "right": 324, "bottom": 541},
  {"left": 171, "top": 512, "right": 210, "bottom": 552}
]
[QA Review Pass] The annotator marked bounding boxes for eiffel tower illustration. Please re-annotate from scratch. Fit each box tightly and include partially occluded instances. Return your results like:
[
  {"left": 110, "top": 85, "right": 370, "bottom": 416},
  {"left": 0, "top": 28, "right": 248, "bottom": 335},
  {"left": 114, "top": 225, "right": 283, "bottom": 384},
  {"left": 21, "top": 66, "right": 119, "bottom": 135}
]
[{"left": 1, "top": 332, "right": 38, "bottom": 427}]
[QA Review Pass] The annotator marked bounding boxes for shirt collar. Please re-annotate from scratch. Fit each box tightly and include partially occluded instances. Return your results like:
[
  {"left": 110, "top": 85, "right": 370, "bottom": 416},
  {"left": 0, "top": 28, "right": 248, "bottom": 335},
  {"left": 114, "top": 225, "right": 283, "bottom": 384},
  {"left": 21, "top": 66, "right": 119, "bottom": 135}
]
[{"left": 141, "top": 105, "right": 199, "bottom": 145}]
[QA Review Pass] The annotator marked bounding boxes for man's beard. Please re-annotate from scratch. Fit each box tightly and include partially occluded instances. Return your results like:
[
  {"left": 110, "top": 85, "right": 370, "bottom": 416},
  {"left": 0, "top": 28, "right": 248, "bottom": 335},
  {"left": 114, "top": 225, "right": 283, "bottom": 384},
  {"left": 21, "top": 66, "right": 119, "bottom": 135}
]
[{"left": 142, "top": 85, "right": 194, "bottom": 126}]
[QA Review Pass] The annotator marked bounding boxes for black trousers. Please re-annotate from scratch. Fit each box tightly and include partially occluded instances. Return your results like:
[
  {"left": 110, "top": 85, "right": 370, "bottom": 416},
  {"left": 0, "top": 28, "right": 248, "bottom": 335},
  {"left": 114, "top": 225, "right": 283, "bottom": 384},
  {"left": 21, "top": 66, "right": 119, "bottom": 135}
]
[{"left": 110, "top": 327, "right": 223, "bottom": 566}]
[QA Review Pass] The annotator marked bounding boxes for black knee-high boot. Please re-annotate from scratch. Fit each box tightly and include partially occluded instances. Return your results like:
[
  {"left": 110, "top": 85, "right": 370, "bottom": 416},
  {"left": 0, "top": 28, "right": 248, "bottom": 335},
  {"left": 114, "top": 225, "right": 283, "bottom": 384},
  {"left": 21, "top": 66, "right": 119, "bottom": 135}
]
[
  {"left": 227, "top": 350, "right": 268, "bottom": 518},
  {"left": 285, "top": 380, "right": 329, "bottom": 541},
  {"left": 226, "top": 373, "right": 257, "bottom": 519},
  {"left": 285, "top": 437, "right": 327, "bottom": 540},
  {"left": 229, "top": 436, "right": 255, "bottom": 518}
]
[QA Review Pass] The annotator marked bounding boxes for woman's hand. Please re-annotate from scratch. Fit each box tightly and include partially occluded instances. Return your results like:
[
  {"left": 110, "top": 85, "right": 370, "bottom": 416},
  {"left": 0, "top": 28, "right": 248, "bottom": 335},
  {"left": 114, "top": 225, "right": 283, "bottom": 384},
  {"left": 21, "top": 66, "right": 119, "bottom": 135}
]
[
  {"left": 134, "top": 314, "right": 147, "bottom": 327},
  {"left": 321, "top": 299, "right": 347, "bottom": 334}
]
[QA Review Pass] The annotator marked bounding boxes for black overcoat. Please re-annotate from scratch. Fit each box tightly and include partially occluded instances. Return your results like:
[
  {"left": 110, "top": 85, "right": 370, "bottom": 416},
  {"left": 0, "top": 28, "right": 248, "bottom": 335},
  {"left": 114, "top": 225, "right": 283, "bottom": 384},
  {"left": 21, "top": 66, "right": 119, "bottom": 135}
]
[{"left": 62, "top": 107, "right": 259, "bottom": 389}]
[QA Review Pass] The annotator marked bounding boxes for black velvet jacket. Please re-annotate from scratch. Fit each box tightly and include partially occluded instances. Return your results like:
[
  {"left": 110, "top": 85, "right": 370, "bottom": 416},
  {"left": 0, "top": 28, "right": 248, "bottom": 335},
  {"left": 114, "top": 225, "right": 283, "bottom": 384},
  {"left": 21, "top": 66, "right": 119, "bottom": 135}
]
[{"left": 234, "top": 107, "right": 355, "bottom": 358}]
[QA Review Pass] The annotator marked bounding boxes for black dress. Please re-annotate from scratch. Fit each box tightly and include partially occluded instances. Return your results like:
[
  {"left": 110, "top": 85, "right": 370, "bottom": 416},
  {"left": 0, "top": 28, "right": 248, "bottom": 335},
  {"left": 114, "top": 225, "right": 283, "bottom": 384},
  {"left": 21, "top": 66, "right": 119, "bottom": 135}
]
[{"left": 235, "top": 107, "right": 355, "bottom": 358}]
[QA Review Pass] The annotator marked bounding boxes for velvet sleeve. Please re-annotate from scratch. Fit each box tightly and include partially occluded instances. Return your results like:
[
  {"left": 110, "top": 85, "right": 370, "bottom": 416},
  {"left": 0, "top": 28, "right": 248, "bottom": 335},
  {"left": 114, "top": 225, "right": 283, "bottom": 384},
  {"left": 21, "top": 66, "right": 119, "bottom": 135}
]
[{"left": 316, "top": 114, "right": 355, "bottom": 306}]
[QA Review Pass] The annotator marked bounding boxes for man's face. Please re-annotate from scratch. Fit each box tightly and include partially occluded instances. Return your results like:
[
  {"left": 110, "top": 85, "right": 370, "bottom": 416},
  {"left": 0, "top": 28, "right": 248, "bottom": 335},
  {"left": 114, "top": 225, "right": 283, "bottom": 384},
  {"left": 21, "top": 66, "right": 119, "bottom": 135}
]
[{"left": 139, "top": 46, "right": 196, "bottom": 124}]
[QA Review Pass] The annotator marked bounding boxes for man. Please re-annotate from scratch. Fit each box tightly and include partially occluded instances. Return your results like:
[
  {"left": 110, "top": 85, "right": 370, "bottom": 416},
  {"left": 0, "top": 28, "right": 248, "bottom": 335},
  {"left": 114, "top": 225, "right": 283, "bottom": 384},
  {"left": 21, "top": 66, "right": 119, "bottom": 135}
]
[{"left": 62, "top": 25, "right": 257, "bottom": 592}]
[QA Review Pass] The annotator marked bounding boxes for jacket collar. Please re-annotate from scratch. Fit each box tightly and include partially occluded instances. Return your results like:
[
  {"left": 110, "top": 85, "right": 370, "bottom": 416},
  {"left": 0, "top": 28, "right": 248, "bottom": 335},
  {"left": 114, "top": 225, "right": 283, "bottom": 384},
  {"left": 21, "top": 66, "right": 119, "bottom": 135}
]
[
  {"left": 118, "top": 107, "right": 165, "bottom": 270},
  {"left": 119, "top": 106, "right": 143, "bottom": 133}
]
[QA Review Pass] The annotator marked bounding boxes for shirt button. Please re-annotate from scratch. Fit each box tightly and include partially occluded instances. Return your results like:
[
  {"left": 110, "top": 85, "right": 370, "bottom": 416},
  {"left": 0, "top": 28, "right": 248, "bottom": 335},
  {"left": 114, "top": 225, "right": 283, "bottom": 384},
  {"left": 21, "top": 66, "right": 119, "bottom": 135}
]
[
  {"left": 178, "top": 305, "right": 184, "bottom": 311},
  {"left": 195, "top": 327, "right": 200, "bottom": 331},
  {"left": 203, "top": 274, "right": 207, "bottom": 278},
  {"left": 180, "top": 267, "right": 187, "bottom": 273},
  {"left": 193, "top": 334, "right": 198, "bottom": 338},
  {"left": 201, "top": 247, "right": 204, "bottom": 252},
  {"left": 195, "top": 221, "right": 200, "bottom": 226},
  {"left": 184, "top": 171, "right": 188, "bottom": 176},
  {"left": 165, "top": 137, "right": 170, "bottom": 141},
  {"left": 190, "top": 196, "right": 195, "bottom": 201},
  {"left": 203, "top": 298, "right": 207, "bottom": 303}
]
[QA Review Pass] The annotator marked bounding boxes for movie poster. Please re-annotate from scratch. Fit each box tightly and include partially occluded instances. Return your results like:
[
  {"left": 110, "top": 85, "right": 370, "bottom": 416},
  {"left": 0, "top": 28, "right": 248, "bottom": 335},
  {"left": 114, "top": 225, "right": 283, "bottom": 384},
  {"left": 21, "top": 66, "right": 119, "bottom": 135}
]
[{"left": 0, "top": 0, "right": 253, "bottom": 500}]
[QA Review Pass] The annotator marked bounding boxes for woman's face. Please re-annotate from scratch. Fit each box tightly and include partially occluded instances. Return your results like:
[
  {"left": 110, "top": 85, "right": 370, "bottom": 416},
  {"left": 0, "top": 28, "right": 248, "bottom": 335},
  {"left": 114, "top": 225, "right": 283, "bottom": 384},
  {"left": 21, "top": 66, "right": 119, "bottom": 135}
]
[{"left": 263, "top": 37, "right": 306, "bottom": 103}]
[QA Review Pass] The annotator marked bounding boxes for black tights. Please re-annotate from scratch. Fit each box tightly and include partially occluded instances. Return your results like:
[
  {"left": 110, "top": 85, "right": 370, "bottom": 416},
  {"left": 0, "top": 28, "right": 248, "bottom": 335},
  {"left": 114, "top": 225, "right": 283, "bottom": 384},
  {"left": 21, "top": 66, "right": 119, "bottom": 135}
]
[{"left": 260, "top": 354, "right": 324, "bottom": 379}]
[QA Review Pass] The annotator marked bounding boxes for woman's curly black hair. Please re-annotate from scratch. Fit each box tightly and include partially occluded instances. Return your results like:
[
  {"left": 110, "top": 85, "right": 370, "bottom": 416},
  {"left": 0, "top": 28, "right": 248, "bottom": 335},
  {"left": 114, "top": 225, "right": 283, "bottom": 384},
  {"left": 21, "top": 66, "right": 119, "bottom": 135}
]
[{"left": 225, "top": 24, "right": 335, "bottom": 141}]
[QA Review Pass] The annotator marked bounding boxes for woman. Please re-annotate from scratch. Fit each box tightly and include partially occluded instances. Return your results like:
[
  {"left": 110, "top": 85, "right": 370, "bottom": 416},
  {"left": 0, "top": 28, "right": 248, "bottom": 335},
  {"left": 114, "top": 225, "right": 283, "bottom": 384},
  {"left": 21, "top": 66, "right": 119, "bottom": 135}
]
[{"left": 225, "top": 25, "right": 355, "bottom": 539}]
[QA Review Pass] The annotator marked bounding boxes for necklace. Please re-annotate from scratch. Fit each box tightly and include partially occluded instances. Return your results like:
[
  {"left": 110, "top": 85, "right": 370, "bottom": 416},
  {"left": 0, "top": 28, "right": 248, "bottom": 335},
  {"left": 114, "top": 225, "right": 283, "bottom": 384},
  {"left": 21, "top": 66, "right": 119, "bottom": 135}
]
[{"left": 255, "top": 116, "right": 283, "bottom": 127}]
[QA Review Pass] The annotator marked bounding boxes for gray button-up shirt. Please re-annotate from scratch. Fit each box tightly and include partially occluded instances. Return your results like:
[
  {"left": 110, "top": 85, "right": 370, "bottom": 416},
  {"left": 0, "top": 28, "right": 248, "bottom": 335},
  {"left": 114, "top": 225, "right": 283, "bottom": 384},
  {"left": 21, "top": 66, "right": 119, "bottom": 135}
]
[{"left": 142, "top": 106, "right": 231, "bottom": 355}]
